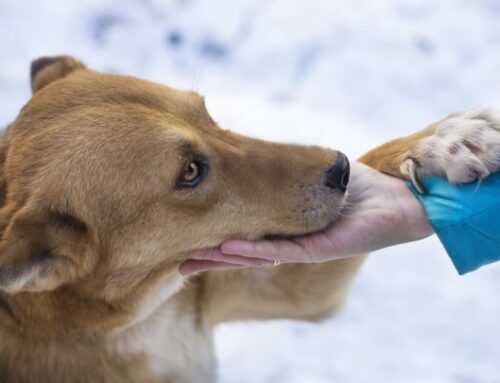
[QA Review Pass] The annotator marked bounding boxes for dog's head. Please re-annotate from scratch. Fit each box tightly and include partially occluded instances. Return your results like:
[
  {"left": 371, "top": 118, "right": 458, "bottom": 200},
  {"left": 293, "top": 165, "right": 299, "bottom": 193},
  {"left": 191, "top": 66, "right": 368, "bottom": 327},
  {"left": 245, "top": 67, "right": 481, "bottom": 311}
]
[{"left": 0, "top": 56, "right": 349, "bottom": 318}]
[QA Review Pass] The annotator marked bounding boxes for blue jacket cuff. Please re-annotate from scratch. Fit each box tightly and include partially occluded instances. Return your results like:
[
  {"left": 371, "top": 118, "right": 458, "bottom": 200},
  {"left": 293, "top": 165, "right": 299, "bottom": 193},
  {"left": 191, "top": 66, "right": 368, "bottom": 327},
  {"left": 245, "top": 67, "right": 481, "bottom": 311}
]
[{"left": 406, "top": 174, "right": 500, "bottom": 274}]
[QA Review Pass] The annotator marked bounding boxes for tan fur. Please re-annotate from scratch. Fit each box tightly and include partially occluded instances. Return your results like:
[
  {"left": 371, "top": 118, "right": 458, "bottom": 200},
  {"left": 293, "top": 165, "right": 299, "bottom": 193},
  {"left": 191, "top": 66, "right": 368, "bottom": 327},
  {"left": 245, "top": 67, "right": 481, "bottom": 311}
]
[{"left": 0, "top": 55, "right": 483, "bottom": 382}]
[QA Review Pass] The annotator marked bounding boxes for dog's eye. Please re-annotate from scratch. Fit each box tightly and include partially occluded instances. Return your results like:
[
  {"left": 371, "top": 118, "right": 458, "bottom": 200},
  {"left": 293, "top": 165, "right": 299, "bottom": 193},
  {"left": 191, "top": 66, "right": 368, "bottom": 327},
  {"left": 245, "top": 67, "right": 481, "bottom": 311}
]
[
  {"left": 184, "top": 161, "right": 199, "bottom": 182},
  {"left": 178, "top": 159, "right": 207, "bottom": 188}
]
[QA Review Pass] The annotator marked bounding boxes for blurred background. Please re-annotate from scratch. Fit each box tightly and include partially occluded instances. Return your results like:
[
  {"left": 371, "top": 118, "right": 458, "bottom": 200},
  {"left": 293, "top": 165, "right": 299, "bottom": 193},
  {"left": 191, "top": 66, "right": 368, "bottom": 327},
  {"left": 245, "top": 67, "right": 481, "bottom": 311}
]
[{"left": 1, "top": 0, "right": 500, "bottom": 382}]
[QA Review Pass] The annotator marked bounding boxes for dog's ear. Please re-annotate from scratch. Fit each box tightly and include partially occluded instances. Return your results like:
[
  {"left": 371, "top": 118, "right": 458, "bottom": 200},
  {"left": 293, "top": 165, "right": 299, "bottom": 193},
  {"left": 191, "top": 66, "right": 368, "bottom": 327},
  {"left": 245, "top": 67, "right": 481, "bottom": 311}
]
[
  {"left": 0, "top": 206, "right": 93, "bottom": 294},
  {"left": 30, "top": 55, "right": 86, "bottom": 93}
]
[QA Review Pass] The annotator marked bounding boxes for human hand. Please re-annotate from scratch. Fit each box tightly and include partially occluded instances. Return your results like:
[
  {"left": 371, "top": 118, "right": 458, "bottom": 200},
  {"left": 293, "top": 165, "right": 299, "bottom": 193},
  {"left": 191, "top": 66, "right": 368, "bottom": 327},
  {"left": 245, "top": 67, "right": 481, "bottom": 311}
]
[{"left": 180, "top": 162, "right": 434, "bottom": 275}]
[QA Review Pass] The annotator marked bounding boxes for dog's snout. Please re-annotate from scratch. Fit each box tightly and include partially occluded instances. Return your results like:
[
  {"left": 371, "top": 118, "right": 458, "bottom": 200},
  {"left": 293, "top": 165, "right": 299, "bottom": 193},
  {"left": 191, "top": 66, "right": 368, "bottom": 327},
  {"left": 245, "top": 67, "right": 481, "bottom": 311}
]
[{"left": 325, "top": 152, "right": 350, "bottom": 192}]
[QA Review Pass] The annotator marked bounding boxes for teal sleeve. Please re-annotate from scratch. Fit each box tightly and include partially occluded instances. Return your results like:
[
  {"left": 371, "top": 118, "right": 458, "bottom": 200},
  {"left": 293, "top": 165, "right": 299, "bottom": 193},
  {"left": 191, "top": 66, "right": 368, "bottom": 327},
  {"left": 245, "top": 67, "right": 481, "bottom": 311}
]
[{"left": 407, "top": 173, "right": 500, "bottom": 275}]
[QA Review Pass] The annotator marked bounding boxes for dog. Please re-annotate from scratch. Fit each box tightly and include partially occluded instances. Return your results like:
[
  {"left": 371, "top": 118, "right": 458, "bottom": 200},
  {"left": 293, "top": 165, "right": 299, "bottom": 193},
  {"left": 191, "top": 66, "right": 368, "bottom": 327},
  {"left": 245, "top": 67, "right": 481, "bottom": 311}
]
[{"left": 0, "top": 56, "right": 498, "bottom": 382}]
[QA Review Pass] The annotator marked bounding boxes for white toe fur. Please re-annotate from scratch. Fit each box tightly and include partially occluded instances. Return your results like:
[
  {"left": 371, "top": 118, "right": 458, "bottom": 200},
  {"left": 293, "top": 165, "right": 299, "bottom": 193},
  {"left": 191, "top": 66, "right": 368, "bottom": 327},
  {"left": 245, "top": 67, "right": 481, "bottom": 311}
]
[{"left": 401, "top": 107, "right": 500, "bottom": 184}]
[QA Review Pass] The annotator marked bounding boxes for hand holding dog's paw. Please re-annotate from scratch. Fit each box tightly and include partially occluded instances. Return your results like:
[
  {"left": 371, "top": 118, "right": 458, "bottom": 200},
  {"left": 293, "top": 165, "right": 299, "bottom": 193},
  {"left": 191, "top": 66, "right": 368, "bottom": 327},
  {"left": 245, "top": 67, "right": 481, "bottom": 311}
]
[{"left": 402, "top": 108, "right": 500, "bottom": 192}]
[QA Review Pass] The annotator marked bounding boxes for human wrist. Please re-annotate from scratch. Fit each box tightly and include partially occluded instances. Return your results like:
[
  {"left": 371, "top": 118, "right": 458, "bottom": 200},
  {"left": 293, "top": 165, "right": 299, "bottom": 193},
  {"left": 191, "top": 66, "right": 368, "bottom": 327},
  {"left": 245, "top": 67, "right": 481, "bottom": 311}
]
[{"left": 397, "top": 181, "right": 434, "bottom": 242}]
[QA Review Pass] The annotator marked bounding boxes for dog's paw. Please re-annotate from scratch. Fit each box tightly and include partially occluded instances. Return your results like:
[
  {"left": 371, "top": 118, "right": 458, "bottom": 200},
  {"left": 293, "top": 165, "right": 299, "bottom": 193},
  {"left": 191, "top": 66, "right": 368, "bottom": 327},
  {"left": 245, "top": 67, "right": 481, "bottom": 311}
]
[{"left": 401, "top": 107, "right": 500, "bottom": 192}]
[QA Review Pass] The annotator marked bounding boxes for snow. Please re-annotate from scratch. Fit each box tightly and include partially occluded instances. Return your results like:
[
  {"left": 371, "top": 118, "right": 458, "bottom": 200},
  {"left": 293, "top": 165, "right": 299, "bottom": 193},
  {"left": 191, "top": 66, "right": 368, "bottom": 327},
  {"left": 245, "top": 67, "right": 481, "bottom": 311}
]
[{"left": 1, "top": 0, "right": 500, "bottom": 381}]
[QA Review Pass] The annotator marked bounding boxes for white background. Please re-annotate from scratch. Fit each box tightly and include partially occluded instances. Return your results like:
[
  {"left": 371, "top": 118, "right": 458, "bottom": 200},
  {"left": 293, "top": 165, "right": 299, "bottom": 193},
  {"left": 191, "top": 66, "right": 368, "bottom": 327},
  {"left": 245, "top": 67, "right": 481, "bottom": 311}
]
[{"left": 1, "top": 1, "right": 499, "bottom": 381}]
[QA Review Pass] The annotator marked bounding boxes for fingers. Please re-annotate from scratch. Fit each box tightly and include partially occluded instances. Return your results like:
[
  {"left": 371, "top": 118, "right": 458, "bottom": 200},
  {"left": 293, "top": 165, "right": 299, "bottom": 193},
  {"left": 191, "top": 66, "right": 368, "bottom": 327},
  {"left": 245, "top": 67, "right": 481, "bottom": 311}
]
[
  {"left": 179, "top": 259, "right": 241, "bottom": 276},
  {"left": 180, "top": 247, "right": 274, "bottom": 276},
  {"left": 190, "top": 248, "right": 273, "bottom": 267},
  {"left": 220, "top": 239, "right": 315, "bottom": 263},
  {"left": 181, "top": 237, "right": 322, "bottom": 277}
]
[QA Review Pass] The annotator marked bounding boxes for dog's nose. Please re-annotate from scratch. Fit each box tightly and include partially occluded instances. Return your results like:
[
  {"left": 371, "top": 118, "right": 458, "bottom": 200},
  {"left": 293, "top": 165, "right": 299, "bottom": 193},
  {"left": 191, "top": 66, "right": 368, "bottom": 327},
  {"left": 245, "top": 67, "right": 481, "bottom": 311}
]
[{"left": 325, "top": 152, "right": 350, "bottom": 192}]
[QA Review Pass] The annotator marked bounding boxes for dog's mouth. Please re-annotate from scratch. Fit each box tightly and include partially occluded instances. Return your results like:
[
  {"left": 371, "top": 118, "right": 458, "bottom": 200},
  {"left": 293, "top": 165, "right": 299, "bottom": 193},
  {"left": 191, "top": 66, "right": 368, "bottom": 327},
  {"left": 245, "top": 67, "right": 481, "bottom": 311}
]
[
  {"left": 329, "top": 195, "right": 348, "bottom": 224},
  {"left": 321, "top": 196, "right": 349, "bottom": 231},
  {"left": 263, "top": 191, "right": 348, "bottom": 242}
]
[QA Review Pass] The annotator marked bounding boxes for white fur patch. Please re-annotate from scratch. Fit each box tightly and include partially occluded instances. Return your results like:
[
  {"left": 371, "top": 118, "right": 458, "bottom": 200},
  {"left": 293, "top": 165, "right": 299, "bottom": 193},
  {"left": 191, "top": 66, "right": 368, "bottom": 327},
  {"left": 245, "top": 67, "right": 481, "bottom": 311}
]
[
  {"left": 1, "top": 266, "right": 38, "bottom": 294},
  {"left": 110, "top": 271, "right": 215, "bottom": 382},
  {"left": 129, "top": 270, "right": 185, "bottom": 327}
]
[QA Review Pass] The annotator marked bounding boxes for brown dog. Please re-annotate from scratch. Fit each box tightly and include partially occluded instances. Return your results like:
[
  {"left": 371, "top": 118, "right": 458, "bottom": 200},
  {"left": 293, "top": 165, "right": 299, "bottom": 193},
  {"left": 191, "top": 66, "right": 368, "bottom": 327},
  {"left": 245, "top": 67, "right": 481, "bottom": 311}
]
[{"left": 0, "top": 56, "right": 498, "bottom": 382}]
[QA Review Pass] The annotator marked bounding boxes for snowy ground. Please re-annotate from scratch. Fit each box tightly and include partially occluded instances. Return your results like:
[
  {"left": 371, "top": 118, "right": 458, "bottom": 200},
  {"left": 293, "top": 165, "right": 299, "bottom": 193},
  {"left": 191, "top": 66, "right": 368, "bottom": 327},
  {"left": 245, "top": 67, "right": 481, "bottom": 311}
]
[{"left": 1, "top": 0, "right": 500, "bottom": 381}]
